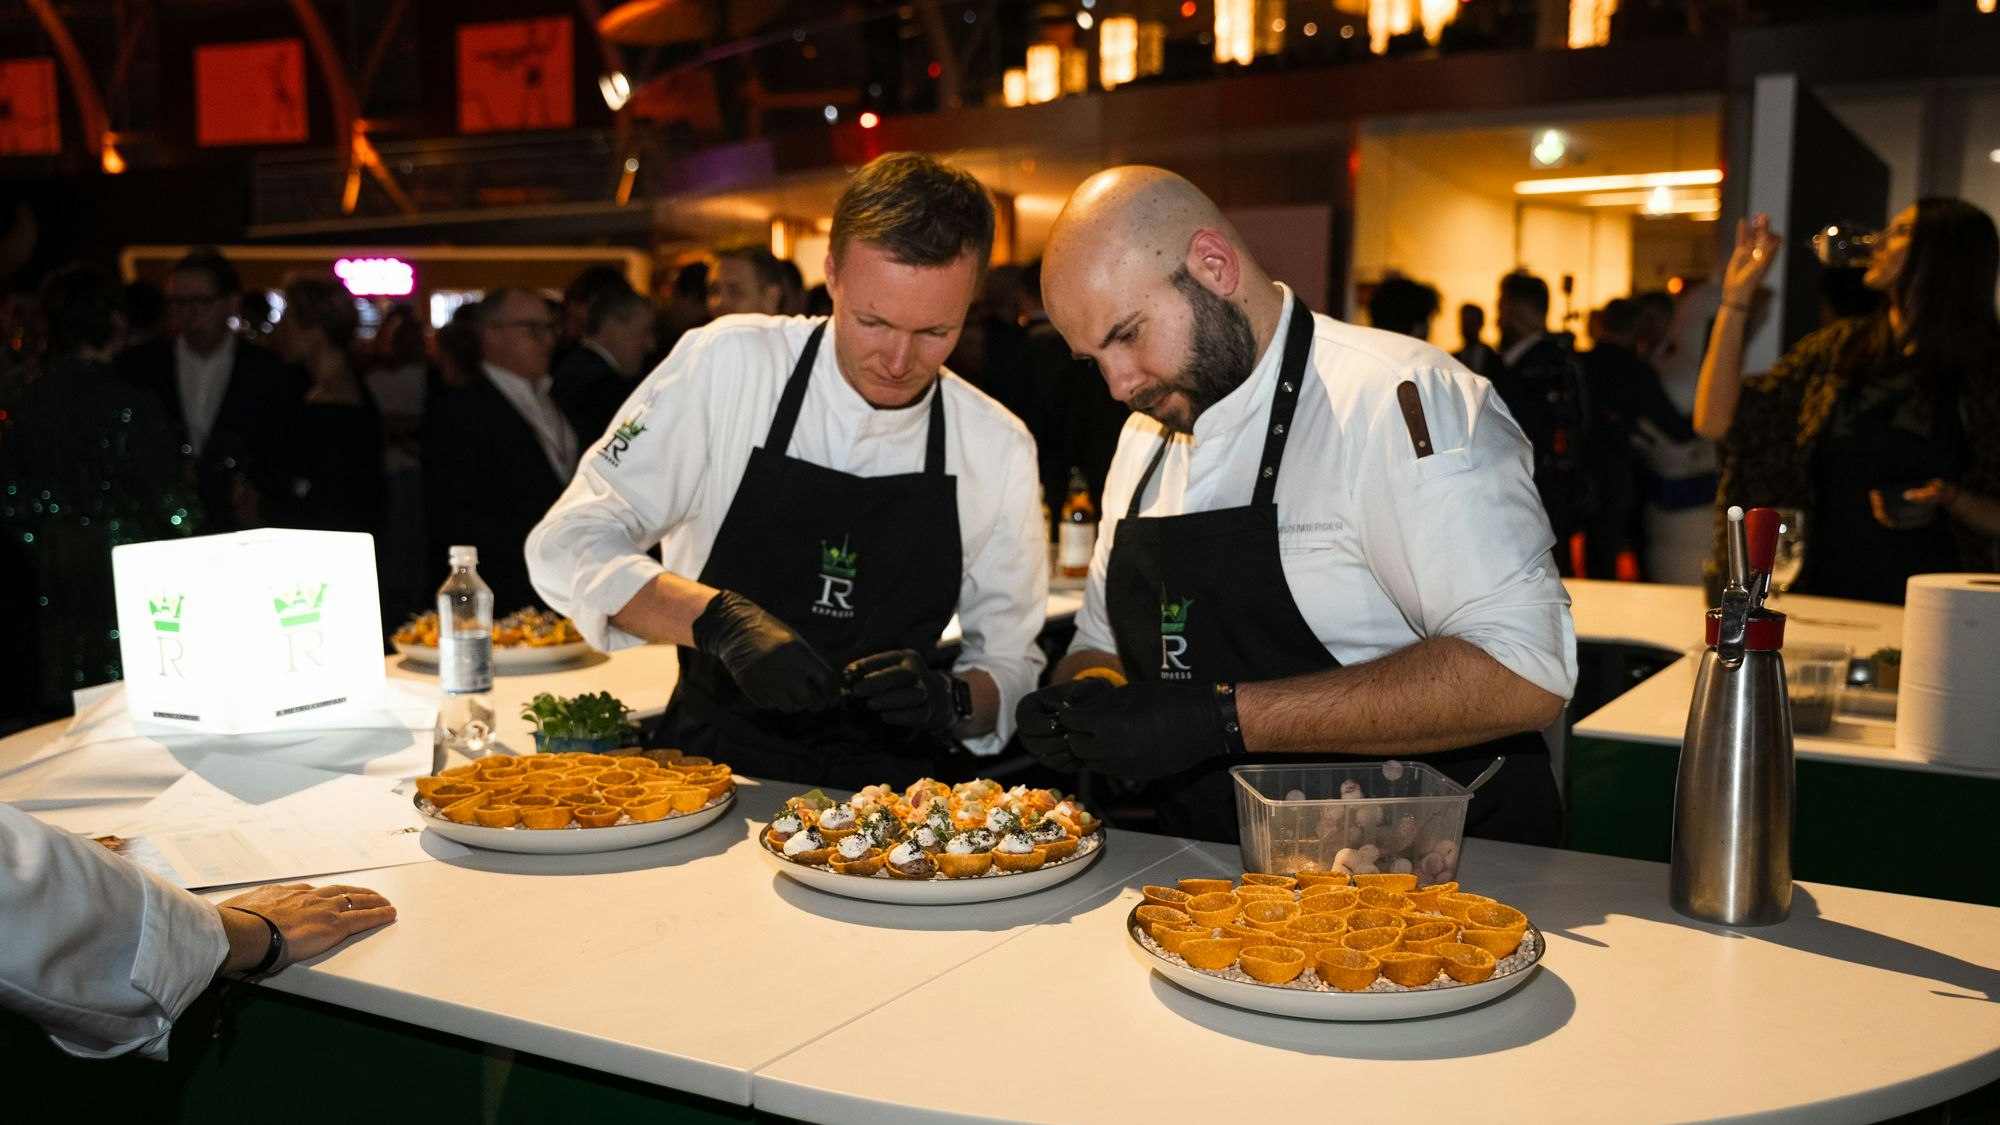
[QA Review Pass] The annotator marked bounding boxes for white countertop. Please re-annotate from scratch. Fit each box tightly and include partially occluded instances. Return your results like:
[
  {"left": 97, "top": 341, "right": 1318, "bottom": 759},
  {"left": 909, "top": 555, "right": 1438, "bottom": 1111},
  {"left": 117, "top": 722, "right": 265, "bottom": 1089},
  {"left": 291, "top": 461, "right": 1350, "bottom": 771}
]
[
  {"left": 756, "top": 839, "right": 2000, "bottom": 1125},
  {"left": 6, "top": 616, "right": 1999, "bottom": 1121},
  {"left": 242, "top": 781, "right": 1196, "bottom": 1106},
  {"left": 1561, "top": 586, "right": 2000, "bottom": 776},
  {"left": 1564, "top": 578, "right": 1710, "bottom": 654}
]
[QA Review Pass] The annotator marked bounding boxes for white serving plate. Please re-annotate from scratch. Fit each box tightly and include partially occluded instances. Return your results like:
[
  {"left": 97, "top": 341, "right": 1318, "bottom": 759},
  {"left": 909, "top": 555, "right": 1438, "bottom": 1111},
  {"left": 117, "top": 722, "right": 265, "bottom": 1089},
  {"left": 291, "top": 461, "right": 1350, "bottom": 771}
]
[
  {"left": 416, "top": 790, "right": 734, "bottom": 854},
  {"left": 760, "top": 831, "right": 1105, "bottom": 904},
  {"left": 394, "top": 639, "right": 593, "bottom": 671},
  {"left": 1126, "top": 908, "right": 1544, "bottom": 1021}
]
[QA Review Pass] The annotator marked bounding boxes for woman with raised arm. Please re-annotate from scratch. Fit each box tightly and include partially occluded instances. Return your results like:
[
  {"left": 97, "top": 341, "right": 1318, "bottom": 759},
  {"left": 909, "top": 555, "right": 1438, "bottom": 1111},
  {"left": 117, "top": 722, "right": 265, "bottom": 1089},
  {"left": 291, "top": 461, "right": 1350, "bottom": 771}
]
[{"left": 1693, "top": 200, "right": 2000, "bottom": 604}]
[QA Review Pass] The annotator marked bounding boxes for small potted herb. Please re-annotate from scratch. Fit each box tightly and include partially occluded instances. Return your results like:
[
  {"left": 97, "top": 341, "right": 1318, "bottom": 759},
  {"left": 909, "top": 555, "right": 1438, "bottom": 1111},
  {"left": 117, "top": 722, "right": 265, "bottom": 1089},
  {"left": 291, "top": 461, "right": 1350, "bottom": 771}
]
[
  {"left": 521, "top": 691, "right": 641, "bottom": 753},
  {"left": 1870, "top": 647, "right": 1901, "bottom": 692}
]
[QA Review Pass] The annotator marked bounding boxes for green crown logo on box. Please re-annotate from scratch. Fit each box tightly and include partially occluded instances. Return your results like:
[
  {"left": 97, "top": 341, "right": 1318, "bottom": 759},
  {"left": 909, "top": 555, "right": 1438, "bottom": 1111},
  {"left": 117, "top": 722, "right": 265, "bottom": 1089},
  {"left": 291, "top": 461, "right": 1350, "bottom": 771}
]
[
  {"left": 272, "top": 582, "right": 329, "bottom": 628},
  {"left": 149, "top": 594, "right": 185, "bottom": 633},
  {"left": 1159, "top": 597, "right": 1194, "bottom": 635},
  {"left": 819, "top": 537, "right": 859, "bottom": 580}
]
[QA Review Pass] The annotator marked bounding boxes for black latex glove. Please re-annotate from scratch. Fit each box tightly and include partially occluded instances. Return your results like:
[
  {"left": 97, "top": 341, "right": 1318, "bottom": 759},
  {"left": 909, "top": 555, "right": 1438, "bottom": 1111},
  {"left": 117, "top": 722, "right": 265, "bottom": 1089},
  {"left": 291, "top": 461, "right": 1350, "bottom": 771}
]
[
  {"left": 843, "top": 649, "right": 961, "bottom": 732},
  {"left": 690, "top": 591, "right": 839, "bottom": 713},
  {"left": 1057, "top": 681, "right": 1231, "bottom": 780},
  {"left": 1013, "top": 678, "right": 1118, "bottom": 771}
]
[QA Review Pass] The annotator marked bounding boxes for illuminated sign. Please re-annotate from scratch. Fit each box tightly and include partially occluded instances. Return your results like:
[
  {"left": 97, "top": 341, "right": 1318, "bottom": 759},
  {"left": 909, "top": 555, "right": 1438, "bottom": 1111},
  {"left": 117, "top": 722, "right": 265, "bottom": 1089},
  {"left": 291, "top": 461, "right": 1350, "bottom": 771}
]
[
  {"left": 195, "top": 39, "right": 308, "bottom": 147},
  {"left": 334, "top": 257, "right": 416, "bottom": 297}
]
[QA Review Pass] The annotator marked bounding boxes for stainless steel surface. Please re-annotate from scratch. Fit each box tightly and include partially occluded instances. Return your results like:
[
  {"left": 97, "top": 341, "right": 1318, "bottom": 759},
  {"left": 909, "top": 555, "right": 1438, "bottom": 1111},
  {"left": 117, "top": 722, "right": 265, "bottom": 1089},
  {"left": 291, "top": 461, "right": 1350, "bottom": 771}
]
[
  {"left": 1726, "top": 507, "right": 1749, "bottom": 588},
  {"left": 1465, "top": 756, "right": 1507, "bottom": 793},
  {"left": 1671, "top": 647, "right": 1795, "bottom": 926},
  {"left": 1717, "top": 588, "right": 1750, "bottom": 668}
]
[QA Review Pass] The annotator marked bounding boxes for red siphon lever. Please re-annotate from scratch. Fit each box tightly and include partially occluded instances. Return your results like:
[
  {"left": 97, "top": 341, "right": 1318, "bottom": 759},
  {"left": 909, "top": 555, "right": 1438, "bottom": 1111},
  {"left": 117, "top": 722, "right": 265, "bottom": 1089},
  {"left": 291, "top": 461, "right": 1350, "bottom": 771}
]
[{"left": 1745, "top": 507, "right": 1781, "bottom": 606}]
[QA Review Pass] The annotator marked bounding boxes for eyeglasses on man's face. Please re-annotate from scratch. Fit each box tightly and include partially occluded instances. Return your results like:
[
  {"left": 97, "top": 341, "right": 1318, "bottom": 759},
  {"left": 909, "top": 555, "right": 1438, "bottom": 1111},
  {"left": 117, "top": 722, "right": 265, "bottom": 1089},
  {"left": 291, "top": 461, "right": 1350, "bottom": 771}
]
[{"left": 491, "top": 319, "right": 558, "bottom": 337}]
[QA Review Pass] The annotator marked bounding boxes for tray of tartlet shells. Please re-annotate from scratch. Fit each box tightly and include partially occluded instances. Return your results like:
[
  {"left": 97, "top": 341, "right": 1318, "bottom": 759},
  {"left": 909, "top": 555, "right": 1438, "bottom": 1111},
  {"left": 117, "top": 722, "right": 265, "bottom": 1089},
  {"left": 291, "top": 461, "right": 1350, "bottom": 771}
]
[
  {"left": 413, "top": 750, "right": 736, "bottom": 854},
  {"left": 758, "top": 779, "right": 1105, "bottom": 904},
  {"left": 1125, "top": 871, "right": 1544, "bottom": 1020}
]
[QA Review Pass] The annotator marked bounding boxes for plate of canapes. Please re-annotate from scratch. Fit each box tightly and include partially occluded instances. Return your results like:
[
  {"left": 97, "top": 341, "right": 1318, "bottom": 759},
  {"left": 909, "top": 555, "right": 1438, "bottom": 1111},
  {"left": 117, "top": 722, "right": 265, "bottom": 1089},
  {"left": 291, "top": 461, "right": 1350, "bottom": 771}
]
[
  {"left": 759, "top": 778, "right": 1106, "bottom": 904},
  {"left": 413, "top": 750, "right": 736, "bottom": 854},
  {"left": 393, "top": 609, "right": 593, "bottom": 670},
  {"left": 1125, "top": 872, "right": 1544, "bottom": 1020}
]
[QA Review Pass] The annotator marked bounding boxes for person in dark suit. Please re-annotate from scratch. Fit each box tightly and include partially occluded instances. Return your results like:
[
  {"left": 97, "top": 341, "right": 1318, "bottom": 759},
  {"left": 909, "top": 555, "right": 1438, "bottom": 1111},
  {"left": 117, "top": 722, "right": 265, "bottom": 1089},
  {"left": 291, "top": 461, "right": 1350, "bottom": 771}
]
[
  {"left": 552, "top": 283, "right": 655, "bottom": 444},
  {"left": 1491, "top": 270, "right": 1591, "bottom": 575},
  {"left": 422, "top": 288, "right": 577, "bottom": 612},
  {"left": 263, "top": 273, "right": 384, "bottom": 537},
  {"left": 1579, "top": 298, "right": 1696, "bottom": 580},
  {"left": 115, "top": 247, "right": 304, "bottom": 533}
]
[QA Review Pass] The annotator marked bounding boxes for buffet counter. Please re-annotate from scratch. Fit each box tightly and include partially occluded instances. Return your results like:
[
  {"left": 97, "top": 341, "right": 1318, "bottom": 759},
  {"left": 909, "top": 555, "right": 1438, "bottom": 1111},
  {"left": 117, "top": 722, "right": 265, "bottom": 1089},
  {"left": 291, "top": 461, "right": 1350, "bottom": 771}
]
[{"left": 5, "top": 581, "right": 1999, "bottom": 1121}]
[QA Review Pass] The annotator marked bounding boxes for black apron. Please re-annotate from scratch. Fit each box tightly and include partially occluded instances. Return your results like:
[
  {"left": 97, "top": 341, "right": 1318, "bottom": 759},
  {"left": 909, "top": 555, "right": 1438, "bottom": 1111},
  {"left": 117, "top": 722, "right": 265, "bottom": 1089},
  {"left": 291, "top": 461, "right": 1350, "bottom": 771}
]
[
  {"left": 653, "top": 323, "right": 964, "bottom": 790},
  {"left": 1103, "top": 298, "right": 1562, "bottom": 845}
]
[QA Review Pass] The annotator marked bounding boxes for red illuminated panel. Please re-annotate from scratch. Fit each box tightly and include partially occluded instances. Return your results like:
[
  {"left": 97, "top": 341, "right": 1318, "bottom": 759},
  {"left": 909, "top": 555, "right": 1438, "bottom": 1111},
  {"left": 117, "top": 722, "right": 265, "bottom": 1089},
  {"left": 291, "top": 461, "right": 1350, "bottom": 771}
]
[
  {"left": 0, "top": 58, "right": 61, "bottom": 156},
  {"left": 458, "top": 18, "right": 573, "bottom": 134},
  {"left": 195, "top": 39, "right": 308, "bottom": 147}
]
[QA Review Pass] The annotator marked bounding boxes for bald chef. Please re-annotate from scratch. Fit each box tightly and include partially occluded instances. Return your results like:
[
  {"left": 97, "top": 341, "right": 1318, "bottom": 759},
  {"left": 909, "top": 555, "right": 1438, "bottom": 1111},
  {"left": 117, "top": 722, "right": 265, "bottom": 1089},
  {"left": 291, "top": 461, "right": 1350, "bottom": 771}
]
[
  {"left": 528, "top": 153, "right": 1046, "bottom": 788},
  {"left": 1017, "top": 167, "right": 1575, "bottom": 844}
]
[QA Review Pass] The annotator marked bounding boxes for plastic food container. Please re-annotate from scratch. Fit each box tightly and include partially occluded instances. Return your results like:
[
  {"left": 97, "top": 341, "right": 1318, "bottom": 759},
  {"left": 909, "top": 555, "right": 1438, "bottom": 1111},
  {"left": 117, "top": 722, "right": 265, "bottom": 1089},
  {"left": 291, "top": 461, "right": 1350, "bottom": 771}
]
[
  {"left": 1231, "top": 762, "right": 1470, "bottom": 883},
  {"left": 1783, "top": 643, "right": 1850, "bottom": 735}
]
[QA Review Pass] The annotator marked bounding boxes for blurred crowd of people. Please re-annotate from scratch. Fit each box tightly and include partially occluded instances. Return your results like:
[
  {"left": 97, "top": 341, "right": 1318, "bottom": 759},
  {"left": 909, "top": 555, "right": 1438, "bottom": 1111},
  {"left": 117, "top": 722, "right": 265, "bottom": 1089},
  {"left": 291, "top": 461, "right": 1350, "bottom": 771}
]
[
  {"left": 1365, "top": 269, "right": 1713, "bottom": 584},
  {"left": 0, "top": 242, "right": 827, "bottom": 723},
  {"left": 1362, "top": 208, "right": 1999, "bottom": 597},
  {"left": 4, "top": 194, "right": 1996, "bottom": 726}
]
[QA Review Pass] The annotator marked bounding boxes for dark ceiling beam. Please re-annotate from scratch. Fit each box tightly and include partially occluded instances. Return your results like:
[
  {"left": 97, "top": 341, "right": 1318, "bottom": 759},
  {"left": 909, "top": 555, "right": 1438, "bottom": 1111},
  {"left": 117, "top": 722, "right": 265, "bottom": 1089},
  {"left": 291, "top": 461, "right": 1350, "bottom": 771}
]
[{"left": 23, "top": 0, "right": 112, "bottom": 163}]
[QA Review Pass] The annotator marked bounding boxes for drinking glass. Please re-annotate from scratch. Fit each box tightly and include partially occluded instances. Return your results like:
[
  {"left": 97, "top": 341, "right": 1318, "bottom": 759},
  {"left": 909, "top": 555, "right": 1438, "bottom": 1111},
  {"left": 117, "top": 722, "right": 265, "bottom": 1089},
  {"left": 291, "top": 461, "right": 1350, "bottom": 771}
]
[{"left": 1770, "top": 508, "right": 1806, "bottom": 597}]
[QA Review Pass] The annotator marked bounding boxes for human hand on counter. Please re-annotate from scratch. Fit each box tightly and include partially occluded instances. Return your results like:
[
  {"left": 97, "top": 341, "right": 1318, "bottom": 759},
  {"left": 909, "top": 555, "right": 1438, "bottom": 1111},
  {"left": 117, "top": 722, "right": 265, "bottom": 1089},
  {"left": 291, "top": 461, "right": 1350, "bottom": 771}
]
[
  {"left": 1014, "top": 678, "right": 1119, "bottom": 771},
  {"left": 1722, "top": 213, "right": 1782, "bottom": 309},
  {"left": 691, "top": 591, "right": 839, "bottom": 712},
  {"left": 843, "top": 649, "right": 960, "bottom": 732},
  {"left": 217, "top": 882, "right": 396, "bottom": 976},
  {"left": 1035, "top": 681, "right": 1235, "bottom": 780}
]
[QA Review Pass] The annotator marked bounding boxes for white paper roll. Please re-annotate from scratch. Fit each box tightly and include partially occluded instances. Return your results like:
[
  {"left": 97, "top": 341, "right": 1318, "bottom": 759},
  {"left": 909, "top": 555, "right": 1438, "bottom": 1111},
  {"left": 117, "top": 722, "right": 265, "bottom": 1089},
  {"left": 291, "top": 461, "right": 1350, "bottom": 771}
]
[{"left": 1896, "top": 573, "right": 2000, "bottom": 769}]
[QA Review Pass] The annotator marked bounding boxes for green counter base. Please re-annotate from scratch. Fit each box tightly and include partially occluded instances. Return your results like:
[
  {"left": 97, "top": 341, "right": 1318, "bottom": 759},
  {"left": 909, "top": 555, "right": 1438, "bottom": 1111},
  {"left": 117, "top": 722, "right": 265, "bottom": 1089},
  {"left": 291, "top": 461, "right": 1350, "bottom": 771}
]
[{"left": 1, "top": 985, "right": 786, "bottom": 1125}]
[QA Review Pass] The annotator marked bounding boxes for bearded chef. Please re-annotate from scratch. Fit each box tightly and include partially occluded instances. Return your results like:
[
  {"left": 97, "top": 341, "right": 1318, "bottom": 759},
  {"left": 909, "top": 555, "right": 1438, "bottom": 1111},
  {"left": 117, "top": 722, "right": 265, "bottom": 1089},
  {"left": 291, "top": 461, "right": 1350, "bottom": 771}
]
[
  {"left": 528, "top": 153, "right": 1046, "bottom": 787},
  {"left": 1016, "top": 166, "right": 1575, "bottom": 844}
]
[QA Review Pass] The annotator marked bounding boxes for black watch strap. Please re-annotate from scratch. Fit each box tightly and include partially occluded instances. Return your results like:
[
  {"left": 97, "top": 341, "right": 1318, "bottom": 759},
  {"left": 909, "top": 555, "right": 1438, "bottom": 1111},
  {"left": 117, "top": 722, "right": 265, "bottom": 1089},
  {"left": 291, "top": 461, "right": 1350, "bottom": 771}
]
[
  {"left": 229, "top": 907, "right": 286, "bottom": 974},
  {"left": 950, "top": 676, "right": 974, "bottom": 722},
  {"left": 1215, "top": 682, "right": 1247, "bottom": 756}
]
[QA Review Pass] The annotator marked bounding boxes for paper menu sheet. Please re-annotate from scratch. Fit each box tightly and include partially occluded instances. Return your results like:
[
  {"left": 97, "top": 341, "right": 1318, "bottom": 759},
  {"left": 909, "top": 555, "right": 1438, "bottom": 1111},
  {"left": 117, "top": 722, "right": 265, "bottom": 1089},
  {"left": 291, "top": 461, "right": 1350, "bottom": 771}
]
[{"left": 120, "top": 752, "right": 466, "bottom": 889}]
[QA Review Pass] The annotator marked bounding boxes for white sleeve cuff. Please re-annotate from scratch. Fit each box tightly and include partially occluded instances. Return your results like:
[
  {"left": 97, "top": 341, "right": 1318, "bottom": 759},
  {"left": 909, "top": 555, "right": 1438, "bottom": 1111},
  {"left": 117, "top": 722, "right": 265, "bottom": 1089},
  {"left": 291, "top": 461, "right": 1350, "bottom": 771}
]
[
  {"left": 574, "top": 555, "right": 669, "bottom": 652},
  {"left": 130, "top": 873, "right": 228, "bottom": 1051}
]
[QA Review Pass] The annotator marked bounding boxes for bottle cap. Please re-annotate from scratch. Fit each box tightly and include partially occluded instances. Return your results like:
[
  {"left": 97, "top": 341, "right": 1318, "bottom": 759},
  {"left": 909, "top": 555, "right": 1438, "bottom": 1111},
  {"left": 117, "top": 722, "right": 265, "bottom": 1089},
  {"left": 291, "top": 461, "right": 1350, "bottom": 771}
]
[{"left": 448, "top": 545, "right": 479, "bottom": 566}]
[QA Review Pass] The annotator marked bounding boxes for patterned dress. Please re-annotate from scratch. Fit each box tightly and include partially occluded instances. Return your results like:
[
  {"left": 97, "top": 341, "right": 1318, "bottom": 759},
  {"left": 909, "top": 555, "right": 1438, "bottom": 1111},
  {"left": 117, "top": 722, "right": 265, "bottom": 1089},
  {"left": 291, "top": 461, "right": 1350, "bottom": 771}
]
[
  {"left": 0, "top": 357, "right": 199, "bottom": 712},
  {"left": 1716, "top": 314, "right": 2000, "bottom": 602}
]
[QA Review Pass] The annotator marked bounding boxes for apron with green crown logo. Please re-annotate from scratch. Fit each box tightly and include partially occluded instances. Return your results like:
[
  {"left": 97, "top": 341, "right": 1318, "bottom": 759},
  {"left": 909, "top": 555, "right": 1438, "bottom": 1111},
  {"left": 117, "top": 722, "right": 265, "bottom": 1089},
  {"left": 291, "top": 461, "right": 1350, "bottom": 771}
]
[{"left": 1102, "top": 297, "right": 1560, "bottom": 844}]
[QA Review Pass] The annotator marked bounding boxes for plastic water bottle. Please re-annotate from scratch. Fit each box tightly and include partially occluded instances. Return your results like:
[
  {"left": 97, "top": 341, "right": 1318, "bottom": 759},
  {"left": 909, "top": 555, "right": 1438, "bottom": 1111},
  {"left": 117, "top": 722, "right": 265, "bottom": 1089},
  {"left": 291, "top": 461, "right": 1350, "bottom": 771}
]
[{"left": 436, "top": 545, "right": 495, "bottom": 756}]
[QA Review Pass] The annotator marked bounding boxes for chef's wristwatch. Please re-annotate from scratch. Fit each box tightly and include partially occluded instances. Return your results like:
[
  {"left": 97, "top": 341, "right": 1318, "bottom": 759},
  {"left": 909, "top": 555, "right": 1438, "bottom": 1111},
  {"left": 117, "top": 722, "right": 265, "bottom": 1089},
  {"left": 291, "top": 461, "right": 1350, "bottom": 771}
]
[{"left": 950, "top": 676, "right": 975, "bottom": 723}]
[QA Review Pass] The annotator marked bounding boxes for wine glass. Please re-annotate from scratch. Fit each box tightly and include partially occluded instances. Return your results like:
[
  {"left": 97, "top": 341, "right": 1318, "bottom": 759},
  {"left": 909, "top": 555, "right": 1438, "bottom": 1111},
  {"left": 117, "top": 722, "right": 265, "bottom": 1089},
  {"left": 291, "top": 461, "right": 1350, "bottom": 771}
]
[{"left": 1769, "top": 508, "right": 1806, "bottom": 599}]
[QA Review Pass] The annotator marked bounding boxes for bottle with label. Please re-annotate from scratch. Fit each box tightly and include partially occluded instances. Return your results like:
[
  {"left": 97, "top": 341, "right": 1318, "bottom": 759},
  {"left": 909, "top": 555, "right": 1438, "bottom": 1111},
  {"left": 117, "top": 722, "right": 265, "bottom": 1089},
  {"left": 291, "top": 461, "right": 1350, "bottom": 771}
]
[
  {"left": 436, "top": 544, "right": 495, "bottom": 757},
  {"left": 1058, "top": 467, "right": 1097, "bottom": 579}
]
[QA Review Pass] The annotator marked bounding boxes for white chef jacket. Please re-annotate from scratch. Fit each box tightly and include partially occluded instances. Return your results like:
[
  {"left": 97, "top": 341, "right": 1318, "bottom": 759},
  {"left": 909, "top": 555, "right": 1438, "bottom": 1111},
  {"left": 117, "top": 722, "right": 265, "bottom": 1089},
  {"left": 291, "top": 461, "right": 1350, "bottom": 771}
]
[
  {"left": 0, "top": 803, "right": 226, "bottom": 1060},
  {"left": 526, "top": 314, "right": 1049, "bottom": 754},
  {"left": 1068, "top": 289, "right": 1577, "bottom": 701}
]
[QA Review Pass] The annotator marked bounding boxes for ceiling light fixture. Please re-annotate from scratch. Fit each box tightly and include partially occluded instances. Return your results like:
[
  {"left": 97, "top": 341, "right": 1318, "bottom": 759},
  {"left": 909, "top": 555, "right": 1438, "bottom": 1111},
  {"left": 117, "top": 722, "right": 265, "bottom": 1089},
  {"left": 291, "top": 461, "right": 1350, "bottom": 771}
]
[{"left": 1515, "top": 169, "right": 1724, "bottom": 195}]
